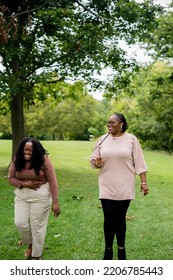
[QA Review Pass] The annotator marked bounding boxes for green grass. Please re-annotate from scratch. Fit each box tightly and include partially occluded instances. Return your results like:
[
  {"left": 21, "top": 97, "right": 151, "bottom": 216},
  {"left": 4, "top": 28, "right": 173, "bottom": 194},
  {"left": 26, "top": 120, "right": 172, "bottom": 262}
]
[{"left": 0, "top": 140, "right": 173, "bottom": 260}]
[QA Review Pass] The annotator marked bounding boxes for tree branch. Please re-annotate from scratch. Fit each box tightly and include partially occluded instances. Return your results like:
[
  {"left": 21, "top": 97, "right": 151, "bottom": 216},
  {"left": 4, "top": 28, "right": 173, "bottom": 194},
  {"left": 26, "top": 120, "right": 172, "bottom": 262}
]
[
  {"left": 2, "top": 0, "right": 111, "bottom": 21},
  {"left": 75, "top": 0, "right": 111, "bottom": 21},
  {"left": 2, "top": 0, "right": 49, "bottom": 18}
]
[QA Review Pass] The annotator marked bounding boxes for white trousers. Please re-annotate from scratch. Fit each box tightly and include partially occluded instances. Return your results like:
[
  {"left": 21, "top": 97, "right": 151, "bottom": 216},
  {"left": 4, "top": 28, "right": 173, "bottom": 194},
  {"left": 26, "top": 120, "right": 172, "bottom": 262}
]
[{"left": 14, "top": 182, "right": 52, "bottom": 258}]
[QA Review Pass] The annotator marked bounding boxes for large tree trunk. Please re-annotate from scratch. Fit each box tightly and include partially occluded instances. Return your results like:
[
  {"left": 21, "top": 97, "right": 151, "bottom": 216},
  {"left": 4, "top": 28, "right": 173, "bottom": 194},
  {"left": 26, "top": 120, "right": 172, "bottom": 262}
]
[
  {"left": 9, "top": 49, "right": 25, "bottom": 158},
  {"left": 11, "top": 93, "right": 25, "bottom": 158}
]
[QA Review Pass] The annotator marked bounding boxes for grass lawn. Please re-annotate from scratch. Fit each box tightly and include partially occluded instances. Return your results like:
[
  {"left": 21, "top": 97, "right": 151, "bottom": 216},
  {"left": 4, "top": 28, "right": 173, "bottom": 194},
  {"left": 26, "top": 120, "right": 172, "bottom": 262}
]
[{"left": 0, "top": 139, "right": 173, "bottom": 260}]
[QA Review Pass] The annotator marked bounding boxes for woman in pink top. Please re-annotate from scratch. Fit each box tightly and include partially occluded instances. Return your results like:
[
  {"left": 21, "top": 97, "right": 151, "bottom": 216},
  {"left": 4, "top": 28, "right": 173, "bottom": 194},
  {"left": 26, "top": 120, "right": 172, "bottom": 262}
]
[
  {"left": 8, "top": 137, "right": 60, "bottom": 260},
  {"left": 90, "top": 113, "right": 149, "bottom": 260}
]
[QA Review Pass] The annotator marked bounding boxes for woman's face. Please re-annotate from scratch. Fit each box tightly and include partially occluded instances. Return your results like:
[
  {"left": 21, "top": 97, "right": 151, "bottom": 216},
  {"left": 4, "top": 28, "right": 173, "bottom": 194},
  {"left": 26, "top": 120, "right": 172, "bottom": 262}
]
[
  {"left": 107, "top": 115, "right": 122, "bottom": 135},
  {"left": 23, "top": 142, "right": 33, "bottom": 161}
]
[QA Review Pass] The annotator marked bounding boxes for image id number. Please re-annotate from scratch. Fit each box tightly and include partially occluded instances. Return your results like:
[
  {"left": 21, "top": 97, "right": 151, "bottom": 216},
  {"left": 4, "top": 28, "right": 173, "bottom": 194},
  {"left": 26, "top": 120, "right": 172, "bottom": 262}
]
[{"left": 103, "top": 266, "right": 163, "bottom": 276}]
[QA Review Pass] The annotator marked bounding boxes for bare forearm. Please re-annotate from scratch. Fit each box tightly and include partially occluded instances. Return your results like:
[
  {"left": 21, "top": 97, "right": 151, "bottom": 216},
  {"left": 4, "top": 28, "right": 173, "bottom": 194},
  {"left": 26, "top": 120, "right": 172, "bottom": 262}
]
[
  {"left": 139, "top": 172, "right": 147, "bottom": 184},
  {"left": 139, "top": 172, "right": 149, "bottom": 196}
]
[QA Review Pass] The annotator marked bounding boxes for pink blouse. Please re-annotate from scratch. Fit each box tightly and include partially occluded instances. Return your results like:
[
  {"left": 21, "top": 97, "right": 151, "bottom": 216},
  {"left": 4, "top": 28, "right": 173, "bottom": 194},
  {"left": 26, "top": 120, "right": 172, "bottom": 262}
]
[
  {"left": 8, "top": 155, "right": 58, "bottom": 201},
  {"left": 90, "top": 133, "right": 148, "bottom": 200}
]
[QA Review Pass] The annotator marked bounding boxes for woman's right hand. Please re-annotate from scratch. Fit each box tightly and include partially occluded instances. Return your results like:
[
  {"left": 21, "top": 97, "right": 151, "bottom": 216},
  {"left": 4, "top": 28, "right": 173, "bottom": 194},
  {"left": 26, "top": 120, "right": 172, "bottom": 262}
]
[
  {"left": 92, "top": 157, "right": 105, "bottom": 168},
  {"left": 22, "top": 180, "right": 42, "bottom": 190}
]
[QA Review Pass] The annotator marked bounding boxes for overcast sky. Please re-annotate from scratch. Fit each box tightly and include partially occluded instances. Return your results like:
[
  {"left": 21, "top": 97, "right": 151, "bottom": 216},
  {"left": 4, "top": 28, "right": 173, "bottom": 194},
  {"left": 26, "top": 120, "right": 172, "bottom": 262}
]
[{"left": 154, "top": 0, "right": 172, "bottom": 5}]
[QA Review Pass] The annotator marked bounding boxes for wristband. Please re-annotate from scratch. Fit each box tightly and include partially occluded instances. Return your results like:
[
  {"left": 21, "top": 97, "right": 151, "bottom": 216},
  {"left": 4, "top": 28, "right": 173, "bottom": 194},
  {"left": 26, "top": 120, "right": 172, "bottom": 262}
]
[{"left": 141, "top": 182, "right": 147, "bottom": 185}]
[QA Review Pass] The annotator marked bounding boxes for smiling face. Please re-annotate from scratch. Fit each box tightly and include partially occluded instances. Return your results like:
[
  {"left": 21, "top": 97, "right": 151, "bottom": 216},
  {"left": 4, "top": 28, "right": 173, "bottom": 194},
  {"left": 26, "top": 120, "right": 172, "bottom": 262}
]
[
  {"left": 23, "top": 141, "right": 33, "bottom": 161},
  {"left": 107, "top": 115, "right": 123, "bottom": 136}
]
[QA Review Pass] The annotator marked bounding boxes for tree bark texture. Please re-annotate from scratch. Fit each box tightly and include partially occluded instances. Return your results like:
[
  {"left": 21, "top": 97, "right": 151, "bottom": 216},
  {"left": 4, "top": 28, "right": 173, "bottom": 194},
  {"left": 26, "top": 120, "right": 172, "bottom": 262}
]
[{"left": 11, "top": 93, "right": 25, "bottom": 157}]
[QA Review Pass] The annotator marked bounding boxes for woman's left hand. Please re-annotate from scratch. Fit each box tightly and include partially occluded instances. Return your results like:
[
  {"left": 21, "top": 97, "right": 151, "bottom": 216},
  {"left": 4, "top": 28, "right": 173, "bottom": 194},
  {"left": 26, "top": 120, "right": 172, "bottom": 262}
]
[
  {"left": 52, "top": 202, "right": 60, "bottom": 217},
  {"left": 140, "top": 183, "right": 149, "bottom": 196}
]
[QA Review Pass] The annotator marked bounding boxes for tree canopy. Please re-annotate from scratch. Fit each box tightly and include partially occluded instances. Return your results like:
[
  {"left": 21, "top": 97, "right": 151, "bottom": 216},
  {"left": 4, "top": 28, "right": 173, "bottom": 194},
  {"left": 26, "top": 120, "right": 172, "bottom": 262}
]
[
  {"left": 0, "top": 0, "right": 162, "bottom": 155},
  {"left": 146, "top": 4, "right": 173, "bottom": 60},
  {"left": 108, "top": 61, "right": 173, "bottom": 153},
  {"left": 104, "top": 2, "right": 173, "bottom": 152}
]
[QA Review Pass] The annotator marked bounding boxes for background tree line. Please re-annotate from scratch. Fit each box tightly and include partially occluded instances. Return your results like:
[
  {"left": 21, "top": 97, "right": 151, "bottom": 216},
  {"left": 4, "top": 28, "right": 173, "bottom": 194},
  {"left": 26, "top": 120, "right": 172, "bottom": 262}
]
[{"left": 0, "top": 90, "right": 110, "bottom": 141}]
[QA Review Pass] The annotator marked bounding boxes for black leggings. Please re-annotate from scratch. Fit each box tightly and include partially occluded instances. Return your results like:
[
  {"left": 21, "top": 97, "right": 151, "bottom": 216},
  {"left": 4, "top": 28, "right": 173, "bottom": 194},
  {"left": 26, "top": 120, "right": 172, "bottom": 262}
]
[{"left": 101, "top": 199, "right": 130, "bottom": 249}]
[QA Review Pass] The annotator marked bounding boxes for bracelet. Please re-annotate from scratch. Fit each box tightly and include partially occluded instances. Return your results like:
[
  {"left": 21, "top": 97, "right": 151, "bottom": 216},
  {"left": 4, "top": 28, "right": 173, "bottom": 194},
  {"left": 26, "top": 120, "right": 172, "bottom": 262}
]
[{"left": 141, "top": 182, "right": 147, "bottom": 185}]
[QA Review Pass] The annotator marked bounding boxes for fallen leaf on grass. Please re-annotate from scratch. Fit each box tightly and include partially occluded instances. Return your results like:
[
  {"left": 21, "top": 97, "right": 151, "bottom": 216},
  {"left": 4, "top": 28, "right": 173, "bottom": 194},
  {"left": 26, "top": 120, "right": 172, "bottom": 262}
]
[
  {"left": 126, "top": 214, "right": 136, "bottom": 220},
  {"left": 73, "top": 195, "right": 84, "bottom": 201},
  {"left": 54, "top": 234, "right": 61, "bottom": 238},
  {"left": 17, "top": 240, "right": 22, "bottom": 246}
]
